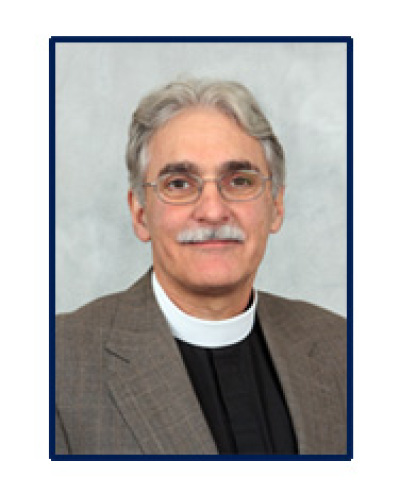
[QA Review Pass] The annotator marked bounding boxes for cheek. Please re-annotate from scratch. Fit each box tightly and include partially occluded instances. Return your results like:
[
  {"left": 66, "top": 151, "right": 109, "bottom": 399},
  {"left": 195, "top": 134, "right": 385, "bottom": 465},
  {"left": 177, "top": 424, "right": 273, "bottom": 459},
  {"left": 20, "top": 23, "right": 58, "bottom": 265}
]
[
  {"left": 238, "top": 201, "right": 270, "bottom": 233},
  {"left": 240, "top": 203, "right": 272, "bottom": 255},
  {"left": 146, "top": 203, "right": 186, "bottom": 242}
]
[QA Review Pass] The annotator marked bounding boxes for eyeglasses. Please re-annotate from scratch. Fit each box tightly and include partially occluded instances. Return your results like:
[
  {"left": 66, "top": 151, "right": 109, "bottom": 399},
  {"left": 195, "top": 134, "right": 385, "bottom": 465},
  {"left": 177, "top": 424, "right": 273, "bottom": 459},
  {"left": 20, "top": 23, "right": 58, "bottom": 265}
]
[{"left": 143, "top": 169, "right": 272, "bottom": 205}]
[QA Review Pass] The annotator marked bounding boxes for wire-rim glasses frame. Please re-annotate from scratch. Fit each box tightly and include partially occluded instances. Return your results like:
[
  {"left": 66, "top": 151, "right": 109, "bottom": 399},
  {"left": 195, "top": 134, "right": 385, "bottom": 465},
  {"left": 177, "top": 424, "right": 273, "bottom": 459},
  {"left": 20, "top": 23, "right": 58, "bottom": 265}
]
[{"left": 142, "top": 169, "right": 272, "bottom": 205}]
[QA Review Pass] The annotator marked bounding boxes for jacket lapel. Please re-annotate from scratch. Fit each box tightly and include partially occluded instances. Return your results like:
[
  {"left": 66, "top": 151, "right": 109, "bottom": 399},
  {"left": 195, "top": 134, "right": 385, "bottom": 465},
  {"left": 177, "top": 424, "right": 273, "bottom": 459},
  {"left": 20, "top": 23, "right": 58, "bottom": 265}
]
[
  {"left": 257, "top": 295, "right": 346, "bottom": 455},
  {"left": 104, "top": 273, "right": 218, "bottom": 455}
]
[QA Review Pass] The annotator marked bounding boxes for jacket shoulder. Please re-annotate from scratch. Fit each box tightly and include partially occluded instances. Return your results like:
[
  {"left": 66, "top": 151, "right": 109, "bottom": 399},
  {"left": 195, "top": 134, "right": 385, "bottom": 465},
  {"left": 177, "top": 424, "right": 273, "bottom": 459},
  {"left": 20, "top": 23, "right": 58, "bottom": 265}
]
[
  {"left": 56, "top": 273, "right": 150, "bottom": 343},
  {"left": 57, "top": 290, "right": 121, "bottom": 340},
  {"left": 55, "top": 274, "right": 152, "bottom": 391},
  {"left": 258, "top": 290, "right": 346, "bottom": 322},
  {"left": 257, "top": 291, "right": 346, "bottom": 344}
]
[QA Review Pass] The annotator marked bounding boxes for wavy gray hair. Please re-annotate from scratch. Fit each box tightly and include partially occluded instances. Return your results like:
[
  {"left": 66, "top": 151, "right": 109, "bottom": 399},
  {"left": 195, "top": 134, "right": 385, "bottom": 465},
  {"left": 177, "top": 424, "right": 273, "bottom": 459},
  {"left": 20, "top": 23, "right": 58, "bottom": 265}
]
[{"left": 126, "top": 78, "right": 285, "bottom": 204}]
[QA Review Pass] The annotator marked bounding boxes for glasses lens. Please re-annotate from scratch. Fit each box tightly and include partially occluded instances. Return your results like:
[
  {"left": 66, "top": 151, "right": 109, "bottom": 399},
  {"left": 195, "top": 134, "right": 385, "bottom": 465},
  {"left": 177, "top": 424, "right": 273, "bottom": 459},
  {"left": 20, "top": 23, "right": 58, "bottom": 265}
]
[
  {"left": 158, "top": 172, "right": 200, "bottom": 203},
  {"left": 220, "top": 170, "right": 263, "bottom": 200}
]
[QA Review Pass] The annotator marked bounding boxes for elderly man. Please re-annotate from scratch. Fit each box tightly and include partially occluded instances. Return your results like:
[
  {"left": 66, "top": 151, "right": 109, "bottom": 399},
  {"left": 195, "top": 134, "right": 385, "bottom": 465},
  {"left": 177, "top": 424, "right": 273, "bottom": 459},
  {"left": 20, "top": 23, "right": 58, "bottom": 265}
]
[{"left": 55, "top": 79, "right": 346, "bottom": 456}]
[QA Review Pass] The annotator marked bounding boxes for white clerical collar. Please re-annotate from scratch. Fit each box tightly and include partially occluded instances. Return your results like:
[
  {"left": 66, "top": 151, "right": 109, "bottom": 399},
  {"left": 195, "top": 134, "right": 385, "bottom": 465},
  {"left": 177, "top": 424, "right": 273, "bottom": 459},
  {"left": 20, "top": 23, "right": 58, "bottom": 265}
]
[{"left": 151, "top": 271, "right": 257, "bottom": 349}]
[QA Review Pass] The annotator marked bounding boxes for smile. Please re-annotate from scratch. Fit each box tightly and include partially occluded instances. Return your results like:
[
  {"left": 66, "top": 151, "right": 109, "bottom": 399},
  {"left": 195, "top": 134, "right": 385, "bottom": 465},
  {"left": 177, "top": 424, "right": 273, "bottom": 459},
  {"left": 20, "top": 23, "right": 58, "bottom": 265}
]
[{"left": 180, "top": 239, "right": 242, "bottom": 244}]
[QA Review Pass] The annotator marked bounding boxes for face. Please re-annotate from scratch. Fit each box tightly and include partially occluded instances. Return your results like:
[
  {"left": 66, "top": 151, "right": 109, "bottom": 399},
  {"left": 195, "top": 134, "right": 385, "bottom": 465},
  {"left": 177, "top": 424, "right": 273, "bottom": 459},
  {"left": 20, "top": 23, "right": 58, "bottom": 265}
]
[{"left": 128, "top": 107, "right": 284, "bottom": 302}]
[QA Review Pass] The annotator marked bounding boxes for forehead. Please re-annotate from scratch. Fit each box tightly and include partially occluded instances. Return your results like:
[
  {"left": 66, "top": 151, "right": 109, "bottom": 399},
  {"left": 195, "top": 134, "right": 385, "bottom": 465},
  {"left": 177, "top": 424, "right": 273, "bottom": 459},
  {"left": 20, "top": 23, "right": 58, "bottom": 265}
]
[{"left": 146, "top": 107, "right": 268, "bottom": 176}]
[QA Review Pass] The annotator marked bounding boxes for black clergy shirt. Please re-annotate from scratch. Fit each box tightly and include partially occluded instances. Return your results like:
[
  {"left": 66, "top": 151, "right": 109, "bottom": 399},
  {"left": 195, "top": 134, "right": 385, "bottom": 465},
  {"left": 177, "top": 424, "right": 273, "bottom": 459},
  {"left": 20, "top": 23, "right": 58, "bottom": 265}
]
[{"left": 176, "top": 317, "right": 298, "bottom": 455}]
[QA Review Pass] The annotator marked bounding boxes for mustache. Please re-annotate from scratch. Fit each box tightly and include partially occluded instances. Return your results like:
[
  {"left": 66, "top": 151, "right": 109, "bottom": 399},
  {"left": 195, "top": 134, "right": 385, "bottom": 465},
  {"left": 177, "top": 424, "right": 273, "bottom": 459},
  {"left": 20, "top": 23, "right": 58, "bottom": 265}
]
[{"left": 176, "top": 225, "right": 246, "bottom": 244}]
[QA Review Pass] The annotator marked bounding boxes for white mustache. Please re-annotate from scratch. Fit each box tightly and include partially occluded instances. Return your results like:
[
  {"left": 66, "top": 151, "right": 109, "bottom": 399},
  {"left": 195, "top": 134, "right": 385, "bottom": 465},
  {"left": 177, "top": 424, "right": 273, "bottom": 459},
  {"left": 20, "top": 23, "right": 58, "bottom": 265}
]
[{"left": 176, "top": 225, "right": 246, "bottom": 244}]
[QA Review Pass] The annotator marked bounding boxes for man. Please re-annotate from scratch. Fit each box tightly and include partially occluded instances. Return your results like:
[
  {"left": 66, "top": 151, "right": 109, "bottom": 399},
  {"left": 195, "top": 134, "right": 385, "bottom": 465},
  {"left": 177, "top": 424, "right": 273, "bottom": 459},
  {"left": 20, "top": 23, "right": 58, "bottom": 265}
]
[{"left": 56, "top": 78, "right": 346, "bottom": 455}]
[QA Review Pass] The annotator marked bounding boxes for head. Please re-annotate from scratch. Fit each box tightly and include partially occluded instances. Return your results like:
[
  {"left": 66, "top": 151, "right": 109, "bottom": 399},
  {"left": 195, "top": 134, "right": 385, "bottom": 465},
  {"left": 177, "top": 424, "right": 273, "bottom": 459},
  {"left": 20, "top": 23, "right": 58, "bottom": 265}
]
[
  {"left": 126, "top": 79, "right": 285, "bottom": 204},
  {"left": 126, "top": 79, "right": 285, "bottom": 313}
]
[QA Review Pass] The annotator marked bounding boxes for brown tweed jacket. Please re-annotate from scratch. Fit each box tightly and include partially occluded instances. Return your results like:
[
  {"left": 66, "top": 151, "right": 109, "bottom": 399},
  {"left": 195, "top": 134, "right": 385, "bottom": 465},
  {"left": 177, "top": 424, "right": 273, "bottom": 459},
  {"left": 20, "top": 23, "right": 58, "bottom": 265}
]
[{"left": 55, "top": 271, "right": 347, "bottom": 455}]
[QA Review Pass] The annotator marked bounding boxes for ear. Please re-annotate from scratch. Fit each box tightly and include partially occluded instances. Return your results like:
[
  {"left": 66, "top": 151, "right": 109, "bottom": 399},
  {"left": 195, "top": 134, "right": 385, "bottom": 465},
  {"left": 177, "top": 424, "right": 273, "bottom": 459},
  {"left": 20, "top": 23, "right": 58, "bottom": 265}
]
[
  {"left": 269, "top": 186, "right": 285, "bottom": 234},
  {"left": 127, "top": 189, "right": 151, "bottom": 242}
]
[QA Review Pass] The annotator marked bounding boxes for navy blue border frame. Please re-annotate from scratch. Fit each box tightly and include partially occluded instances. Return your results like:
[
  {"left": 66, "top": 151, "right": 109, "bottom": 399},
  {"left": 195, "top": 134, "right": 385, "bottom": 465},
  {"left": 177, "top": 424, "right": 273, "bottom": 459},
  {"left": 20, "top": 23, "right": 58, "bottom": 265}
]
[{"left": 49, "top": 36, "right": 353, "bottom": 461}]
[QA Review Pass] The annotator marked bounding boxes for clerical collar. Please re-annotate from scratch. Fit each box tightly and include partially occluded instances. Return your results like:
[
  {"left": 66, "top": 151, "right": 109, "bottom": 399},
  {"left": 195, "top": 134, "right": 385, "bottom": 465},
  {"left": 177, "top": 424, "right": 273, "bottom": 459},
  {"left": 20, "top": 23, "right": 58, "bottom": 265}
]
[{"left": 151, "top": 272, "right": 258, "bottom": 349}]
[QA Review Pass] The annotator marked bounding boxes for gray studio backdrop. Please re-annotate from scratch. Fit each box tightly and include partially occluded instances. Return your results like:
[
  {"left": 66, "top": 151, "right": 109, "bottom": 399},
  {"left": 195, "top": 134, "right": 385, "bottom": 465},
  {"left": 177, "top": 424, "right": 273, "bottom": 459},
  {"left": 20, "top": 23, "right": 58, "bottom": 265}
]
[{"left": 56, "top": 41, "right": 347, "bottom": 317}]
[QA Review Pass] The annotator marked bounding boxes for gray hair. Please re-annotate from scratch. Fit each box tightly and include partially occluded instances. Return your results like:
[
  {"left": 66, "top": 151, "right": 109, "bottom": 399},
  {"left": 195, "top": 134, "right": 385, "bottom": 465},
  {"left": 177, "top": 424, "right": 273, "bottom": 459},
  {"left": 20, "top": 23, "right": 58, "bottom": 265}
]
[{"left": 126, "top": 78, "right": 285, "bottom": 204}]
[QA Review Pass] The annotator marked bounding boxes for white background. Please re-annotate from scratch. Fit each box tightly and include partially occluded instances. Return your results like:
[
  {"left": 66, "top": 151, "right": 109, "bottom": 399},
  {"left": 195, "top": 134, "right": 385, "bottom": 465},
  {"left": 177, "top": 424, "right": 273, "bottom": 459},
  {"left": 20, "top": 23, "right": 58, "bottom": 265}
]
[{"left": 2, "top": 0, "right": 400, "bottom": 492}]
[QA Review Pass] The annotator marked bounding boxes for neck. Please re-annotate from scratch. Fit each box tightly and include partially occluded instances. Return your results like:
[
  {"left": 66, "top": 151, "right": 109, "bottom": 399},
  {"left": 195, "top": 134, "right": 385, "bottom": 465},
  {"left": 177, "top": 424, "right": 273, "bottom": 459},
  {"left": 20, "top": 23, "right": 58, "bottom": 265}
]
[{"left": 153, "top": 268, "right": 254, "bottom": 320}]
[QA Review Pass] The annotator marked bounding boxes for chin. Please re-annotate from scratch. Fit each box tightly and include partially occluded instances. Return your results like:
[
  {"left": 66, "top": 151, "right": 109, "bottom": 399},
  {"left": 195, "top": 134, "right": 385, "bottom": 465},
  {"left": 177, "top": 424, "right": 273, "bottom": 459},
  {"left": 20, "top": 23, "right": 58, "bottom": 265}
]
[{"left": 182, "top": 268, "right": 249, "bottom": 294}]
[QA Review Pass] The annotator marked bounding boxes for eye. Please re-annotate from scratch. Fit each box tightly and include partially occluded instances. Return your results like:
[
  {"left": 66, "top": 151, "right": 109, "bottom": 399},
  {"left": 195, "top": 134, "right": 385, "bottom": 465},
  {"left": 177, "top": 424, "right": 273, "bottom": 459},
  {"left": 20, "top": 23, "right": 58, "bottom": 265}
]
[
  {"left": 160, "top": 173, "right": 198, "bottom": 196},
  {"left": 229, "top": 172, "right": 254, "bottom": 187},
  {"left": 166, "top": 177, "right": 190, "bottom": 190}
]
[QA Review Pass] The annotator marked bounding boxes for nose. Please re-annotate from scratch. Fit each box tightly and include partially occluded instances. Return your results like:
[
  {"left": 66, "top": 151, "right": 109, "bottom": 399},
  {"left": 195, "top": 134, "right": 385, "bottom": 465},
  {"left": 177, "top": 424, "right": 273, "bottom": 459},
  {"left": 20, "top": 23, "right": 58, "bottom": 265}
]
[{"left": 192, "top": 179, "right": 231, "bottom": 224}]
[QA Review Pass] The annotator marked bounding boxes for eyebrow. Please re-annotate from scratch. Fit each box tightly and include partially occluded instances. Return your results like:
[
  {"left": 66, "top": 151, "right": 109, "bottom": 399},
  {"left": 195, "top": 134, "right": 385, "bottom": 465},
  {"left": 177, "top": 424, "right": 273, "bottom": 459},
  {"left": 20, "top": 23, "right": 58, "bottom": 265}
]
[
  {"left": 158, "top": 162, "right": 200, "bottom": 177},
  {"left": 220, "top": 160, "right": 261, "bottom": 173},
  {"left": 158, "top": 160, "right": 260, "bottom": 177}
]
